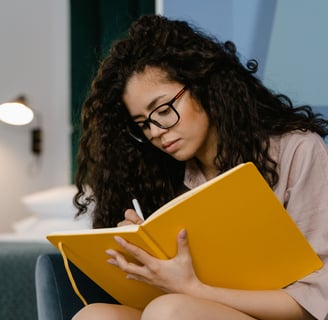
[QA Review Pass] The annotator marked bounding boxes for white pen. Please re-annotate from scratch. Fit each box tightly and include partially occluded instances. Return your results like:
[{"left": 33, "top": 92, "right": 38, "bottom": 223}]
[{"left": 132, "top": 198, "right": 145, "bottom": 221}]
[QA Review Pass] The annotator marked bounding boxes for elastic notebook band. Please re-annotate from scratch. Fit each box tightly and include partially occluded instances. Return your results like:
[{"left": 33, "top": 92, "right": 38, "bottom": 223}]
[{"left": 58, "top": 241, "right": 88, "bottom": 306}]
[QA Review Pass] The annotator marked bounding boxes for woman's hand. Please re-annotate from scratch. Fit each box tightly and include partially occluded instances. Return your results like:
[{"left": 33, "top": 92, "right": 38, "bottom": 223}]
[
  {"left": 117, "top": 209, "right": 144, "bottom": 226},
  {"left": 106, "top": 229, "right": 202, "bottom": 294}
]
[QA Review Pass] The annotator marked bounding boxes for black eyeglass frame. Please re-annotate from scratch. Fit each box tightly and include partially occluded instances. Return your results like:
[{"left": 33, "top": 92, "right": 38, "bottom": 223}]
[{"left": 128, "top": 86, "right": 187, "bottom": 143}]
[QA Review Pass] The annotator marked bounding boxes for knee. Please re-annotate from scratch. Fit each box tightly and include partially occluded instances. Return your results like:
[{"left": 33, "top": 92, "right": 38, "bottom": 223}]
[
  {"left": 141, "top": 294, "right": 188, "bottom": 320},
  {"left": 72, "top": 303, "right": 124, "bottom": 320},
  {"left": 72, "top": 303, "right": 108, "bottom": 320}
]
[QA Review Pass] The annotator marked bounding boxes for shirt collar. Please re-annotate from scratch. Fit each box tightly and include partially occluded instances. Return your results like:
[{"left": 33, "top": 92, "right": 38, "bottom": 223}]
[{"left": 183, "top": 159, "right": 207, "bottom": 189}]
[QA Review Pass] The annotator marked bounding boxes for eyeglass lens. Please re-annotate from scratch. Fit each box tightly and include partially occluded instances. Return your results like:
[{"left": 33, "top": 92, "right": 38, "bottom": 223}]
[{"left": 128, "top": 87, "right": 186, "bottom": 142}]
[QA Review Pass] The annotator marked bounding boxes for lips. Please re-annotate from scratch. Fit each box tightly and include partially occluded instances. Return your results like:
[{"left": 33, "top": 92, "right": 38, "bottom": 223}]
[{"left": 162, "top": 139, "right": 180, "bottom": 153}]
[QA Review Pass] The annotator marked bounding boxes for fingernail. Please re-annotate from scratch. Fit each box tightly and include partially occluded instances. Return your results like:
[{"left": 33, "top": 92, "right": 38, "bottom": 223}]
[
  {"left": 179, "top": 229, "right": 187, "bottom": 239},
  {"left": 114, "top": 236, "right": 123, "bottom": 244},
  {"left": 105, "top": 249, "right": 115, "bottom": 256},
  {"left": 107, "top": 259, "right": 116, "bottom": 265}
]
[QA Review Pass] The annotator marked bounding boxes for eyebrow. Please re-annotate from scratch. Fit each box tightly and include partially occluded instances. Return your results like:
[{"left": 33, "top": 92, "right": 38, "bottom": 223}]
[{"left": 131, "top": 94, "right": 166, "bottom": 120}]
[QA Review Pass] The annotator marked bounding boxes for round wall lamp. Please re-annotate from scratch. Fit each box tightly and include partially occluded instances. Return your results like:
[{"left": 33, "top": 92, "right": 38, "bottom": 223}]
[
  {"left": 0, "top": 95, "right": 34, "bottom": 125},
  {"left": 0, "top": 95, "right": 42, "bottom": 155}
]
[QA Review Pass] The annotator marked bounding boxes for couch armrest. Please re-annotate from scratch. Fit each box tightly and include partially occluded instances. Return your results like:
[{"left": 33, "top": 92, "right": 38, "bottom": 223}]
[
  {"left": 0, "top": 241, "right": 55, "bottom": 320},
  {"left": 35, "top": 253, "right": 118, "bottom": 320}
]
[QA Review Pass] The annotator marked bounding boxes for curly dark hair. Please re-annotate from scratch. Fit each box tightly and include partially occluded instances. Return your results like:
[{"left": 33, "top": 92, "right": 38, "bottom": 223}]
[{"left": 74, "top": 14, "right": 328, "bottom": 228}]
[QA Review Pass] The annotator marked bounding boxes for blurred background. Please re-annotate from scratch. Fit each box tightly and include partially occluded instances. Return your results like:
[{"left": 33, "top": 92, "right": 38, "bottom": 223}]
[{"left": 0, "top": 0, "right": 327, "bottom": 233}]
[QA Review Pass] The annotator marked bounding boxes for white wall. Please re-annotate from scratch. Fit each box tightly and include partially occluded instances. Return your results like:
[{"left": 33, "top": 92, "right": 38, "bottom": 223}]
[
  {"left": 0, "top": 0, "right": 71, "bottom": 232},
  {"left": 263, "top": 0, "right": 328, "bottom": 106},
  {"left": 163, "top": 0, "right": 328, "bottom": 106},
  {"left": 163, "top": 0, "right": 276, "bottom": 78}
]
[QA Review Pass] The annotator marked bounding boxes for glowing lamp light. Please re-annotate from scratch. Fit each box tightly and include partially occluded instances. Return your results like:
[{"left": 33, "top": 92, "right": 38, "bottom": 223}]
[
  {"left": 0, "top": 101, "right": 34, "bottom": 125},
  {"left": 0, "top": 96, "right": 34, "bottom": 126},
  {"left": 0, "top": 95, "right": 42, "bottom": 155}
]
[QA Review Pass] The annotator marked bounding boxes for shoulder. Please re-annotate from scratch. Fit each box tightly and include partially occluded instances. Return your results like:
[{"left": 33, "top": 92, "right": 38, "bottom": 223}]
[
  {"left": 270, "top": 130, "right": 328, "bottom": 167},
  {"left": 280, "top": 130, "right": 327, "bottom": 149},
  {"left": 270, "top": 131, "right": 328, "bottom": 205}
]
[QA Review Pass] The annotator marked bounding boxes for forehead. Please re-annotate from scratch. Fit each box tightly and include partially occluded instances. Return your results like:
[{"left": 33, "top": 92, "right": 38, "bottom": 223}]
[
  {"left": 123, "top": 67, "right": 180, "bottom": 114},
  {"left": 125, "top": 67, "right": 170, "bottom": 91}
]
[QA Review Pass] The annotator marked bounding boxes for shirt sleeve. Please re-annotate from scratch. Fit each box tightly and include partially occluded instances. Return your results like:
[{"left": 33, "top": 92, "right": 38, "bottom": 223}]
[{"left": 273, "top": 132, "right": 328, "bottom": 320}]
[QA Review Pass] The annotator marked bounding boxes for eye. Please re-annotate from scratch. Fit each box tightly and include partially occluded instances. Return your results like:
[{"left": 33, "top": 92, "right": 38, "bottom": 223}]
[
  {"left": 156, "top": 105, "right": 172, "bottom": 117},
  {"left": 136, "top": 121, "right": 150, "bottom": 131}
]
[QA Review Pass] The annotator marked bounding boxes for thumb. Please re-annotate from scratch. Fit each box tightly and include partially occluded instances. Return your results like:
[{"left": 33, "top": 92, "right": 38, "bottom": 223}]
[{"left": 176, "top": 229, "right": 190, "bottom": 256}]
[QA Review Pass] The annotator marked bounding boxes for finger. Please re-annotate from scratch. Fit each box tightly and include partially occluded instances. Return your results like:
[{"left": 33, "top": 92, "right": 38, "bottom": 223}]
[
  {"left": 117, "top": 209, "right": 143, "bottom": 226},
  {"left": 117, "top": 220, "right": 133, "bottom": 227},
  {"left": 177, "top": 229, "right": 191, "bottom": 256},
  {"left": 114, "top": 236, "right": 153, "bottom": 265},
  {"left": 106, "top": 248, "right": 136, "bottom": 268},
  {"left": 125, "top": 209, "right": 144, "bottom": 225},
  {"left": 107, "top": 247, "right": 149, "bottom": 279}
]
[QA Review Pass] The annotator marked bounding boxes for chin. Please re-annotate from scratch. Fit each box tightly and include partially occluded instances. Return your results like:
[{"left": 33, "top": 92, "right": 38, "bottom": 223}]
[{"left": 170, "top": 152, "right": 194, "bottom": 162}]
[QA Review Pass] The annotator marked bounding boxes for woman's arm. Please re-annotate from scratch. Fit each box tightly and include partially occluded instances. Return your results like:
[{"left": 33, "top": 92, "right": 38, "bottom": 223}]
[{"left": 107, "top": 229, "right": 314, "bottom": 320}]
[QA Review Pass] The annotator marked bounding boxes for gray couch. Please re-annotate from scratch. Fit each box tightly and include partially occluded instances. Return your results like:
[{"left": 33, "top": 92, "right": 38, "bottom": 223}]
[
  {"left": 0, "top": 241, "right": 56, "bottom": 320},
  {"left": 35, "top": 253, "right": 118, "bottom": 320}
]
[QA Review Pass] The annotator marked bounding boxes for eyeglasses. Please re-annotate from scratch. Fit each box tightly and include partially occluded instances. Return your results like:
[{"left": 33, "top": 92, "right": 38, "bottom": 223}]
[{"left": 128, "top": 87, "right": 187, "bottom": 143}]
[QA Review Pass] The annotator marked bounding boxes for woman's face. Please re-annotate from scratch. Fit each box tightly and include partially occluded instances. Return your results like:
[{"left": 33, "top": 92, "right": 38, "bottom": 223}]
[{"left": 123, "top": 67, "right": 217, "bottom": 162}]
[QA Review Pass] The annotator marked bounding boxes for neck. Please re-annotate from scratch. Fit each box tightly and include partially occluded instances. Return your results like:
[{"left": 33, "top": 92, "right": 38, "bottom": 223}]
[
  {"left": 197, "top": 160, "right": 218, "bottom": 180},
  {"left": 195, "top": 126, "right": 219, "bottom": 180}
]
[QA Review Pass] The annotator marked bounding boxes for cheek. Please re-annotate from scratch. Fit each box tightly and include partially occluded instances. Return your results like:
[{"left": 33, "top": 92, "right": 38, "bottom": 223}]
[
  {"left": 181, "top": 108, "right": 209, "bottom": 134},
  {"left": 182, "top": 99, "right": 207, "bottom": 122}
]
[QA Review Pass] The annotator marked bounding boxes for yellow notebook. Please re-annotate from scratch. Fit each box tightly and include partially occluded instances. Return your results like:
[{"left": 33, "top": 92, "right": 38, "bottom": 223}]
[{"left": 47, "top": 162, "right": 323, "bottom": 309}]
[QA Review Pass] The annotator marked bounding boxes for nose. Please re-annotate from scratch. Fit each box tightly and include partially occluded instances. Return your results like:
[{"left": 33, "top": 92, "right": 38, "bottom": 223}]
[{"left": 148, "top": 122, "right": 168, "bottom": 139}]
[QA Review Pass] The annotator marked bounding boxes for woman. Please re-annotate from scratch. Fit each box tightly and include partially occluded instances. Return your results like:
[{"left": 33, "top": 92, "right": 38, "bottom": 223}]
[{"left": 73, "top": 15, "right": 328, "bottom": 320}]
